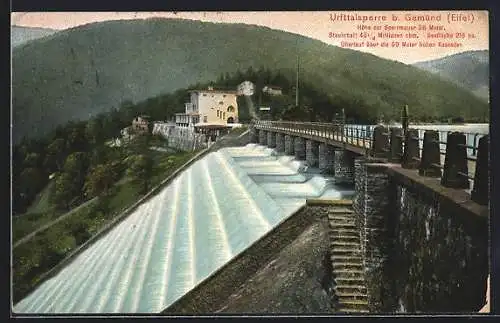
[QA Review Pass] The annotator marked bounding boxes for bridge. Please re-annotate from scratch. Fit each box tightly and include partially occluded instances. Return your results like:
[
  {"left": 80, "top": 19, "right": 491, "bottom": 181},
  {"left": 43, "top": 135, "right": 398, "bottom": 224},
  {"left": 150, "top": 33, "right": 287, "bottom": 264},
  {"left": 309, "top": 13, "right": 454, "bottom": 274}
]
[{"left": 251, "top": 119, "right": 487, "bottom": 203}]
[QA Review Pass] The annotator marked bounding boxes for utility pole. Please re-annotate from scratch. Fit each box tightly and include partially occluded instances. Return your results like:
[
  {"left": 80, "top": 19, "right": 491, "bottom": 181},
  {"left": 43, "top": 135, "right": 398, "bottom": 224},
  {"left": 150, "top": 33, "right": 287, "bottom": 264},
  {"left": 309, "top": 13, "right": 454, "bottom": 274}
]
[{"left": 295, "top": 53, "right": 299, "bottom": 107}]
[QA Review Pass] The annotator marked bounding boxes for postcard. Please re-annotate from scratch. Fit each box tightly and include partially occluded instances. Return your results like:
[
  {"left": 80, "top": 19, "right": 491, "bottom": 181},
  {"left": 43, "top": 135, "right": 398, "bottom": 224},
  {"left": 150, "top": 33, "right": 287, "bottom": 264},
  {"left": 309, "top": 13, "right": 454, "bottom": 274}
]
[{"left": 11, "top": 10, "right": 490, "bottom": 316}]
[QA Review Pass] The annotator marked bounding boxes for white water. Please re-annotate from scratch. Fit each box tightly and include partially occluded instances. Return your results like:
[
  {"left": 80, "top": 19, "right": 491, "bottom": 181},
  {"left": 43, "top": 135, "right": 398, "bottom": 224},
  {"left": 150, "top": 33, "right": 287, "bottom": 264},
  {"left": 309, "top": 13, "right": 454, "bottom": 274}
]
[{"left": 14, "top": 144, "right": 353, "bottom": 314}]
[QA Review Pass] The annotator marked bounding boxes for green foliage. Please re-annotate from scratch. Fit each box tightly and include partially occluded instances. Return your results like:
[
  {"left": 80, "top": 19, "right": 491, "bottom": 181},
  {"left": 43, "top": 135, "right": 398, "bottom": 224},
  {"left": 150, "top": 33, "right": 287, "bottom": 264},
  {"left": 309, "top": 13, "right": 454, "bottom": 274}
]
[
  {"left": 85, "top": 118, "right": 104, "bottom": 145},
  {"left": 45, "top": 138, "right": 66, "bottom": 171},
  {"left": 127, "top": 154, "right": 154, "bottom": 193},
  {"left": 64, "top": 152, "right": 89, "bottom": 177},
  {"left": 51, "top": 172, "right": 77, "bottom": 210},
  {"left": 84, "top": 163, "right": 117, "bottom": 198},
  {"left": 17, "top": 167, "right": 45, "bottom": 204}
]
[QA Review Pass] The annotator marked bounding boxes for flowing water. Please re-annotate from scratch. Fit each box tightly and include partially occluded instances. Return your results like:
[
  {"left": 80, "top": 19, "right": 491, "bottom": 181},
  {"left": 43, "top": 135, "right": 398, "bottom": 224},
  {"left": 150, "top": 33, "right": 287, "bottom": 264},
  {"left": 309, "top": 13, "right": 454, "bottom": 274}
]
[{"left": 14, "top": 144, "right": 354, "bottom": 314}]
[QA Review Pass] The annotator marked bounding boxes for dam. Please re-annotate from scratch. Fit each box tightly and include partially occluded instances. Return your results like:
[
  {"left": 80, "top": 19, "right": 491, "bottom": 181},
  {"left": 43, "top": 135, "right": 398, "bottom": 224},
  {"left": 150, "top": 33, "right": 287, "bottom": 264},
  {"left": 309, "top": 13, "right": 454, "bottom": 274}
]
[{"left": 13, "top": 144, "right": 354, "bottom": 314}]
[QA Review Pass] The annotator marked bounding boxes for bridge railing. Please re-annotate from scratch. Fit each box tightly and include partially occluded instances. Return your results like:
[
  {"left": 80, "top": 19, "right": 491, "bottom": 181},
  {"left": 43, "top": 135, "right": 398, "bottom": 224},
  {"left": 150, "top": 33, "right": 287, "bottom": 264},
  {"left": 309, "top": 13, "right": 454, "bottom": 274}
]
[
  {"left": 371, "top": 125, "right": 488, "bottom": 205},
  {"left": 254, "top": 120, "right": 374, "bottom": 150},
  {"left": 253, "top": 120, "right": 488, "bottom": 205}
]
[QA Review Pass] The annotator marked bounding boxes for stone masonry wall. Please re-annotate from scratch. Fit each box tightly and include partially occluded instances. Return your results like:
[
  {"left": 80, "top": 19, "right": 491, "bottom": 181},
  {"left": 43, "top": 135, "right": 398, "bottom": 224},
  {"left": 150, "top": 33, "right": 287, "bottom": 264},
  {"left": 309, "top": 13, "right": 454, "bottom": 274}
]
[
  {"left": 353, "top": 157, "right": 366, "bottom": 254},
  {"left": 387, "top": 182, "right": 489, "bottom": 313},
  {"left": 153, "top": 125, "right": 207, "bottom": 151},
  {"left": 354, "top": 163, "right": 489, "bottom": 313},
  {"left": 353, "top": 159, "right": 392, "bottom": 312},
  {"left": 334, "top": 149, "right": 354, "bottom": 185},
  {"left": 363, "top": 164, "right": 392, "bottom": 312}
]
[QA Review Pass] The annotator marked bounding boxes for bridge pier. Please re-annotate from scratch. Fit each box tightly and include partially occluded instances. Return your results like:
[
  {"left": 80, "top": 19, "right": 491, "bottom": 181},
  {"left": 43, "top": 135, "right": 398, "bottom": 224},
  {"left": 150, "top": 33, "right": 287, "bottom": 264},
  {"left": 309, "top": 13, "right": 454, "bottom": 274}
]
[
  {"left": 284, "top": 135, "right": 295, "bottom": 155},
  {"left": 258, "top": 130, "right": 268, "bottom": 146},
  {"left": 294, "top": 137, "right": 306, "bottom": 160},
  {"left": 305, "top": 140, "right": 319, "bottom": 167},
  {"left": 267, "top": 132, "right": 276, "bottom": 148},
  {"left": 275, "top": 133, "right": 285, "bottom": 153},
  {"left": 249, "top": 127, "right": 259, "bottom": 144},
  {"left": 334, "top": 149, "right": 355, "bottom": 185},
  {"left": 318, "top": 143, "right": 335, "bottom": 174}
]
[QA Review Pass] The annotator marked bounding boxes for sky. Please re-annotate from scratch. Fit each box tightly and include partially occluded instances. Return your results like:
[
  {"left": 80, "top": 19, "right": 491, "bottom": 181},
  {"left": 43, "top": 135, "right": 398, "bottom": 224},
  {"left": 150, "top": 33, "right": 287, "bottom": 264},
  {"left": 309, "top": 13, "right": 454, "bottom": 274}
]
[{"left": 11, "top": 11, "right": 489, "bottom": 64}]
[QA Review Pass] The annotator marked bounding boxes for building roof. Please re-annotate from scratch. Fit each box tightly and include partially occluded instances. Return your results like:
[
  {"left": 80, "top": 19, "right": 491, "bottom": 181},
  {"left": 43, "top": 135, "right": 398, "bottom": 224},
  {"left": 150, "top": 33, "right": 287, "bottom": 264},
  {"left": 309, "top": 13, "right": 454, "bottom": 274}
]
[
  {"left": 175, "top": 112, "right": 200, "bottom": 116},
  {"left": 264, "top": 85, "right": 282, "bottom": 90},
  {"left": 194, "top": 123, "right": 231, "bottom": 129},
  {"left": 188, "top": 89, "right": 238, "bottom": 95}
]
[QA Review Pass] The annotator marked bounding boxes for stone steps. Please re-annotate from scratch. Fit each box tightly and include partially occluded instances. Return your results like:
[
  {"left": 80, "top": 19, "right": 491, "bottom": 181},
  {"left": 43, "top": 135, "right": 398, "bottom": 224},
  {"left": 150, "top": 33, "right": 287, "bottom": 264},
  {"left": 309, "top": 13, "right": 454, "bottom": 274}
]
[
  {"left": 336, "top": 292, "right": 368, "bottom": 301},
  {"left": 329, "top": 235, "right": 360, "bottom": 243},
  {"left": 327, "top": 205, "right": 369, "bottom": 314},
  {"left": 330, "top": 223, "right": 357, "bottom": 230},
  {"left": 333, "top": 263, "right": 364, "bottom": 270},
  {"left": 329, "top": 228, "right": 359, "bottom": 234},
  {"left": 330, "top": 240, "right": 360, "bottom": 247},
  {"left": 330, "top": 255, "right": 363, "bottom": 262},
  {"left": 334, "top": 277, "right": 365, "bottom": 285},
  {"left": 337, "top": 299, "right": 370, "bottom": 313},
  {"left": 334, "top": 284, "right": 367, "bottom": 294},
  {"left": 330, "top": 248, "right": 362, "bottom": 256}
]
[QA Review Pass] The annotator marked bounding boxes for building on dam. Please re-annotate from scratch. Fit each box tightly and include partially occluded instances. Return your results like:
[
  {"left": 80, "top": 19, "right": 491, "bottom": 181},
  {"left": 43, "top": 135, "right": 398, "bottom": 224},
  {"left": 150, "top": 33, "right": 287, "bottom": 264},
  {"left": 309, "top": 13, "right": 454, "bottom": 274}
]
[{"left": 175, "top": 86, "right": 241, "bottom": 139}]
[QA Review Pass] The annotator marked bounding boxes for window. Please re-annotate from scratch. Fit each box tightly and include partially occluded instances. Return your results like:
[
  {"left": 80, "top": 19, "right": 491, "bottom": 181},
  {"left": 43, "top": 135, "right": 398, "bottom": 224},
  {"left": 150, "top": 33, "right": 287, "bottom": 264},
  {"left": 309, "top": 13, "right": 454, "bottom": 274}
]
[
  {"left": 223, "top": 112, "right": 226, "bottom": 119},
  {"left": 217, "top": 110, "right": 219, "bottom": 117},
  {"left": 203, "top": 116, "right": 207, "bottom": 123},
  {"left": 219, "top": 101, "right": 224, "bottom": 105},
  {"left": 227, "top": 105, "right": 235, "bottom": 113},
  {"left": 223, "top": 95, "right": 226, "bottom": 98},
  {"left": 203, "top": 93, "right": 207, "bottom": 97}
]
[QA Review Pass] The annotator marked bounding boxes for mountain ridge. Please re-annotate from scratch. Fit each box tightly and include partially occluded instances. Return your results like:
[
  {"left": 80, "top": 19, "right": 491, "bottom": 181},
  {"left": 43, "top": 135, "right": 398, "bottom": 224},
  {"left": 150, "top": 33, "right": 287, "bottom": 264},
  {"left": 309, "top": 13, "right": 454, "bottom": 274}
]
[
  {"left": 12, "top": 18, "right": 488, "bottom": 143},
  {"left": 11, "top": 25, "right": 60, "bottom": 48},
  {"left": 412, "top": 50, "right": 489, "bottom": 101}
]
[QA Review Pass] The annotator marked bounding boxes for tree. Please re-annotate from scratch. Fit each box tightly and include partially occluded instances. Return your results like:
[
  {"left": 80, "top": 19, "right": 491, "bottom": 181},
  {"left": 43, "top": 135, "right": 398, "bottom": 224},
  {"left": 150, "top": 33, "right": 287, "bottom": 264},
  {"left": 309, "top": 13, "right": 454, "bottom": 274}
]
[
  {"left": 66, "top": 123, "right": 87, "bottom": 152},
  {"left": 120, "top": 100, "right": 137, "bottom": 124},
  {"left": 64, "top": 151, "right": 89, "bottom": 177},
  {"left": 22, "top": 152, "right": 42, "bottom": 169},
  {"left": 84, "top": 163, "right": 116, "bottom": 197},
  {"left": 85, "top": 118, "right": 104, "bottom": 146},
  {"left": 14, "top": 167, "right": 46, "bottom": 213},
  {"left": 52, "top": 172, "right": 77, "bottom": 209},
  {"left": 46, "top": 138, "right": 67, "bottom": 171},
  {"left": 41, "top": 225, "right": 77, "bottom": 265},
  {"left": 127, "top": 154, "right": 153, "bottom": 193}
]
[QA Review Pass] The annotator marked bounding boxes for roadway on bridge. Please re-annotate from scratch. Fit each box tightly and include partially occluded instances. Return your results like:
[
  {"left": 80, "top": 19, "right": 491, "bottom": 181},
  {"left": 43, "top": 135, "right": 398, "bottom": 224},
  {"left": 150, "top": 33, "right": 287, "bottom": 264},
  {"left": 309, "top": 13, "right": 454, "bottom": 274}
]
[{"left": 14, "top": 144, "right": 354, "bottom": 314}]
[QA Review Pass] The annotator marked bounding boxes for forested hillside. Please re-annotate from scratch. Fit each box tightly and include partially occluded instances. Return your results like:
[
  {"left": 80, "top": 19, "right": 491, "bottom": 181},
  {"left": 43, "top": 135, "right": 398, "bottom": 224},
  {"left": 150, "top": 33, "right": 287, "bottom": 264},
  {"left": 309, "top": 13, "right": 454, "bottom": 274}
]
[{"left": 12, "top": 18, "right": 488, "bottom": 143}]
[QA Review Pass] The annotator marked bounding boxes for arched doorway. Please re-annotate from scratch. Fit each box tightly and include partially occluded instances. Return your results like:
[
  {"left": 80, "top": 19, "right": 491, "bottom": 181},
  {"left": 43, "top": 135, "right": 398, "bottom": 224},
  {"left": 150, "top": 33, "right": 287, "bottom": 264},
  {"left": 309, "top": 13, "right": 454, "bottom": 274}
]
[{"left": 227, "top": 117, "right": 234, "bottom": 124}]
